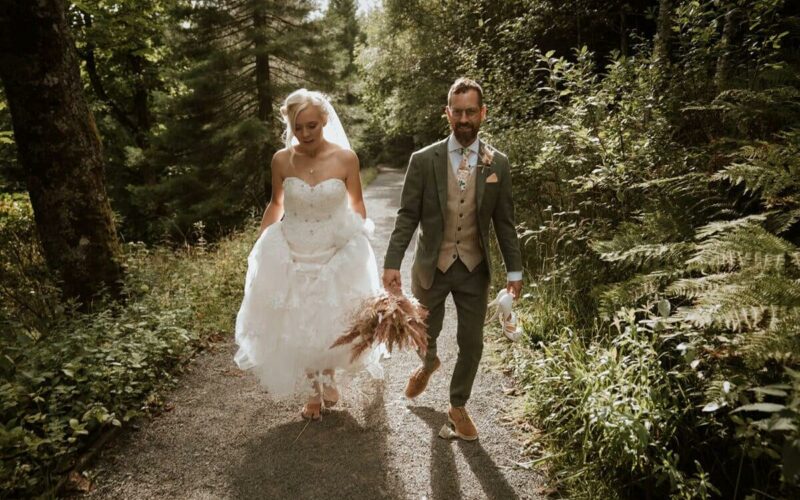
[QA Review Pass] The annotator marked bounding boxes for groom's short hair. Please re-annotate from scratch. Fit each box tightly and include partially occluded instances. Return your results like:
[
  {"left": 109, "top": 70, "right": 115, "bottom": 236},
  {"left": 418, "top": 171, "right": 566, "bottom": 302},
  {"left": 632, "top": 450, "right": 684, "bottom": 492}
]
[{"left": 448, "top": 78, "right": 483, "bottom": 107}]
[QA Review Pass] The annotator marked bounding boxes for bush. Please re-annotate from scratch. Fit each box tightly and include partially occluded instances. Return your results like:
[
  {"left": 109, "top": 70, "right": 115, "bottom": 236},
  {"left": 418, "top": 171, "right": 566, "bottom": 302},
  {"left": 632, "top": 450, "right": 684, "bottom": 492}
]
[
  {"left": 485, "top": 1, "right": 800, "bottom": 497},
  {"left": 0, "top": 195, "right": 251, "bottom": 496}
]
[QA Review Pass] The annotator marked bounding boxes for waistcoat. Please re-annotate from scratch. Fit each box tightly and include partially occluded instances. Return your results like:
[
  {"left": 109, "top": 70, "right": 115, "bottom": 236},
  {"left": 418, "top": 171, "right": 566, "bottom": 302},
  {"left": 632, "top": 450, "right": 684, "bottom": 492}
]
[{"left": 437, "top": 157, "right": 483, "bottom": 273}]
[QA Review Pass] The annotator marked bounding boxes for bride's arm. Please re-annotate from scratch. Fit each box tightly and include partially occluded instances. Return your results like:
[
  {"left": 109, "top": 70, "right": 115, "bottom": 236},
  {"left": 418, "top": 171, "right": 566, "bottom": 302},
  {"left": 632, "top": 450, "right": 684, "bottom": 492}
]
[
  {"left": 343, "top": 150, "right": 367, "bottom": 219},
  {"left": 259, "top": 153, "right": 286, "bottom": 234}
]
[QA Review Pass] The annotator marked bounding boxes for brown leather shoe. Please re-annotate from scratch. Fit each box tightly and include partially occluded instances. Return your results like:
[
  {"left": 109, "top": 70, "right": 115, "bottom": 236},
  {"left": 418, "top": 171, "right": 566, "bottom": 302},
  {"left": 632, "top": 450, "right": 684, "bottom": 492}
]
[
  {"left": 404, "top": 357, "right": 441, "bottom": 399},
  {"left": 448, "top": 406, "right": 478, "bottom": 441}
]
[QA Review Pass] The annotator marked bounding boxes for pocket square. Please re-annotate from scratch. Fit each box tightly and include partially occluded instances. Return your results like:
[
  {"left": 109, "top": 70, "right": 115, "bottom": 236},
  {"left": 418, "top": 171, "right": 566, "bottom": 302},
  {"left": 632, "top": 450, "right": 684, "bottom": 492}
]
[{"left": 486, "top": 173, "right": 499, "bottom": 183}]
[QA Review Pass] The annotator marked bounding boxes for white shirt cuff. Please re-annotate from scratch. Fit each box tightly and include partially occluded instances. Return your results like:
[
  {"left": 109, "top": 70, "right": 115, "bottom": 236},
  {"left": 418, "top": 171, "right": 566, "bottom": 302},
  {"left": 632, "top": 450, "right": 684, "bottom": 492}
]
[{"left": 506, "top": 271, "right": 523, "bottom": 282}]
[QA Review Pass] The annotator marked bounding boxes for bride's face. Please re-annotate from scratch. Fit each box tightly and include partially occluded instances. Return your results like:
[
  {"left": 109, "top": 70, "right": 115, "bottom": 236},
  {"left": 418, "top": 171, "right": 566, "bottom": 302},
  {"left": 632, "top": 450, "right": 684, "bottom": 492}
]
[{"left": 294, "top": 105, "right": 327, "bottom": 148}]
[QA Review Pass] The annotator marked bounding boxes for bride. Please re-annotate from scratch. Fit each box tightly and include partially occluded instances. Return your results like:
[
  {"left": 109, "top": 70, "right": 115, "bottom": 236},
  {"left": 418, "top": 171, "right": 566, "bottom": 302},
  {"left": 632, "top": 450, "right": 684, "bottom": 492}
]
[{"left": 233, "top": 89, "right": 383, "bottom": 420}]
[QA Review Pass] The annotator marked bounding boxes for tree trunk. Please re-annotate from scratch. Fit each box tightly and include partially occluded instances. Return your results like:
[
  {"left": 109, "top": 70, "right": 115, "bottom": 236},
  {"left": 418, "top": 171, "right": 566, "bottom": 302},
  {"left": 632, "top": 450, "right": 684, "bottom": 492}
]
[
  {"left": 0, "top": 0, "right": 124, "bottom": 305},
  {"left": 252, "top": 5, "right": 273, "bottom": 127},
  {"left": 714, "top": 6, "right": 740, "bottom": 92},
  {"left": 620, "top": 7, "right": 628, "bottom": 57},
  {"left": 653, "top": 0, "right": 673, "bottom": 69},
  {"left": 252, "top": 2, "right": 276, "bottom": 199}
]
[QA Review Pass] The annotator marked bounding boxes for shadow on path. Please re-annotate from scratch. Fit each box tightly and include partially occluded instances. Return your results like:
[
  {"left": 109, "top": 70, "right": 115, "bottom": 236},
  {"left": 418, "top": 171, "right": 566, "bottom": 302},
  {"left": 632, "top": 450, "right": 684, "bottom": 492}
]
[
  {"left": 227, "top": 382, "right": 405, "bottom": 499},
  {"left": 409, "top": 406, "right": 519, "bottom": 500}
]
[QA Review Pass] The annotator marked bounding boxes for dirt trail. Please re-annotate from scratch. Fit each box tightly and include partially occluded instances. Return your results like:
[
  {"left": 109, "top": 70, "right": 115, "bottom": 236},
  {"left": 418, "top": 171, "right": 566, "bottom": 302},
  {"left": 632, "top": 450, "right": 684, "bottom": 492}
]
[{"left": 84, "top": 169, "right": 545, "bottom": 499}]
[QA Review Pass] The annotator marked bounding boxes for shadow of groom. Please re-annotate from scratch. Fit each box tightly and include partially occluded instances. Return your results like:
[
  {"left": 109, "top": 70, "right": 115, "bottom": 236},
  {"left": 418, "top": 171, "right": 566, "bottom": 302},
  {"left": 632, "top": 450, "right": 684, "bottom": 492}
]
[
  {"left": 227, "top": 382, "right": 405, "bottom": 499},
  {"left": 409, "top": 406, "right": 519, "bottom": 500}
]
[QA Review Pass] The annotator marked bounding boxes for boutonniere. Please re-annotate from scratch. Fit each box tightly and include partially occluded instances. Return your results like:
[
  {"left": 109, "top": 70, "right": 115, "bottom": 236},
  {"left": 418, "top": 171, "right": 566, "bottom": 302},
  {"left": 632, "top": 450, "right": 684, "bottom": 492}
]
[{"left": 477, "top": 143, "right": 495, "bottom": 174}]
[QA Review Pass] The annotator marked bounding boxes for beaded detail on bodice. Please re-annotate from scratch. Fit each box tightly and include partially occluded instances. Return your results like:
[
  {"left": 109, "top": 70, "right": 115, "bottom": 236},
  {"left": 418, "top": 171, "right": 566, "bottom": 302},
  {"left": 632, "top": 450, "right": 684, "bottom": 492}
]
[{"left": 281, "top": 177, "right": 353, "bottom": 258}]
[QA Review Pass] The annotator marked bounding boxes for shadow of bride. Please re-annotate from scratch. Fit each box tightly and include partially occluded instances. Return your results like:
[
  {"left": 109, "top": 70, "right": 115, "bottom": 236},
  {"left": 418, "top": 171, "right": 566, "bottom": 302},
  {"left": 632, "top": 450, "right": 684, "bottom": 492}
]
[
  {"left": 227, "top": 382, "right": 405, "bottom": 499},
  {"left": 409, "top": 406, "right": 519, "bottom": 500}
]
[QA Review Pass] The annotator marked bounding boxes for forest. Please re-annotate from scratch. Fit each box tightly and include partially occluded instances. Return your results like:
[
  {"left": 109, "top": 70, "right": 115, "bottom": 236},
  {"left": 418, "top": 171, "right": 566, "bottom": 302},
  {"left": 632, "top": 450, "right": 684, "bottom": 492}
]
[{"left": 1, "top": 0, "right": 799, "bottom": 498}]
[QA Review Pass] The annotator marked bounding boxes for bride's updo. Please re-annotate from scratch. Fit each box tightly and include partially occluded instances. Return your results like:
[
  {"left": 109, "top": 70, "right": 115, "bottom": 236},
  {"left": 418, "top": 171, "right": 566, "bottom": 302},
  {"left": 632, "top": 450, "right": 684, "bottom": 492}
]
[{"left": 280, "top": 88, "right": 330, "bottom": 152}]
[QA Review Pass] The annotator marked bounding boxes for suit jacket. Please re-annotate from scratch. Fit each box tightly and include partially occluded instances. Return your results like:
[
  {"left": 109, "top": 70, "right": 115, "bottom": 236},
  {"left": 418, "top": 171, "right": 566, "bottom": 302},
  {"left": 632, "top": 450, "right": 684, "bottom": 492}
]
[{"left": 384, "top": 137, "right": 523, "bottom": 290}]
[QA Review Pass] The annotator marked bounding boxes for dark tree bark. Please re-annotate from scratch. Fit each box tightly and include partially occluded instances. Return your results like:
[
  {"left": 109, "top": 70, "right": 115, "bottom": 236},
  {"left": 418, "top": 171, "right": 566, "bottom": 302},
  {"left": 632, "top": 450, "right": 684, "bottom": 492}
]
[
  {"left": 714, "top": 6, "right": 741, "bottom": 92},
  {"left": 653, "top": 0, "right": 673, "bottom": 69},
  {"left": 0, "top": 0, "right": 124, "bottom": 304},
  {"left": 620, "top": 6, "right": 628, "bottom": 57},
  {"left": 252, "top": 5, "right": 274, "bottom": 127},
  {"left": 252, "top": 1, "right": 276, "bottom": 199}
]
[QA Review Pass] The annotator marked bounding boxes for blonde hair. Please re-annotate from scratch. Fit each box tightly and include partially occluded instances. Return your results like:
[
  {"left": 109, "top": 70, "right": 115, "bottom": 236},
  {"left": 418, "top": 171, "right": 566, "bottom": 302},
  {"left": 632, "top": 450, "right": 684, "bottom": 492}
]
[{"left": 280, "top": 89, "right": 330, "bottom": 164}]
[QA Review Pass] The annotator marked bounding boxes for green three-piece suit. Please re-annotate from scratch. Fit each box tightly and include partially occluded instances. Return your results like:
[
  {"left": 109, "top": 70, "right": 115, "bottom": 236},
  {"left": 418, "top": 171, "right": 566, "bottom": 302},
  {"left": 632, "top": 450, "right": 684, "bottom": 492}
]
[{"left": 384, "top": 137, "right": 523, "bottom": 407}]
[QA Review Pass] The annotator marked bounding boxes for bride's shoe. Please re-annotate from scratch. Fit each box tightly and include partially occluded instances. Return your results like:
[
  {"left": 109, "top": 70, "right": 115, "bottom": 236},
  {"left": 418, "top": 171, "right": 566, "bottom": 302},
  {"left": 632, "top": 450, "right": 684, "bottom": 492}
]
[
  {"left": 486, "top": 289, "right": 522, "bottom": 342},
  {"left": 486, "top": 289, "right": 514, "bottom": 324},
  {"left": 301, "top": 395, "right": 322, "bottom": 421},
  {"left": 502, "top": 311, "right": 523, "bottom": 342},
  {"left": 321, "top": 370, "right": 339, "bottom": 407},
  {"left": 322, "top": 384, "right": 340, "bottom": 407}
]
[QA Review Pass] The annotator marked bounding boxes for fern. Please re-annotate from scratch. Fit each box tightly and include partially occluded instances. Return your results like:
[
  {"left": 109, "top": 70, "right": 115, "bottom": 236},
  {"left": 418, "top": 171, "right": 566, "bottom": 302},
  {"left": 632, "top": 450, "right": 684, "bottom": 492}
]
[
  {"left": 739, "top": 323, "right": 800, "bottom": 368},
  {"left": 598, "top": 271, "right": 676, "bottom": 320},
  {"left": 687, "top": 224, "right": 798, "bottom": 272},
  {"left": 713, "top": 131, "right": 800, "bottom": 206},
  {"left": 667, "top": 273, "right": 731, "bottom": 299},
  {"left": 594, "top": 241, "right": 693, "bottom": 269},
  {"left": 767, "top": 207, "right": 800, "bottom": 235},
  {"left": 713, "top": 87, "right": 800, "bottom": 134},
  {"left": 673, "top": 273, "right": 800, "bottom": 332},
  {"left": 694, "top": 215, "right": 768, "bottom": 239}
]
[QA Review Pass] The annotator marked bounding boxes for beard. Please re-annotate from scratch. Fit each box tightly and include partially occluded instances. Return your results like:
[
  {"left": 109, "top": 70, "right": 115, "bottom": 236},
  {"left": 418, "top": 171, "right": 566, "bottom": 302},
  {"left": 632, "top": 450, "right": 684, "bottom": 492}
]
[{"left": 453, "top": 123, "right": 479, "bottom": 145}]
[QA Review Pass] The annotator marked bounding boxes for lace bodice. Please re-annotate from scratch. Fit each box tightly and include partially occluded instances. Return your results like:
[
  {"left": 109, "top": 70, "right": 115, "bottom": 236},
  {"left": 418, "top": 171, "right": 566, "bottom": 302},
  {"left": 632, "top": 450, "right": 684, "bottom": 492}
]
[{"left": 281, "top": 177, "right": 362, "bottom": 259}]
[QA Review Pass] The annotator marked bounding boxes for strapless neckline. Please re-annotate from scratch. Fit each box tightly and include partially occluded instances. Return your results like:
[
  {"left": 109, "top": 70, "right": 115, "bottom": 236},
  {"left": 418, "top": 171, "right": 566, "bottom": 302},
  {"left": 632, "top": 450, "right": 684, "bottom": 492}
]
[{"left": 283, "top": 177, "right": 346, "bottom": 189}]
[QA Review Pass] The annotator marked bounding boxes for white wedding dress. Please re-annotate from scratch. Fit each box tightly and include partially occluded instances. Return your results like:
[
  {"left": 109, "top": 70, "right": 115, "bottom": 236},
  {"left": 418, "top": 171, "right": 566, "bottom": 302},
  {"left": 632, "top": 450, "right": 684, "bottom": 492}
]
[{"left": 234, "top": 177, "right": 384, "bottom": 397}]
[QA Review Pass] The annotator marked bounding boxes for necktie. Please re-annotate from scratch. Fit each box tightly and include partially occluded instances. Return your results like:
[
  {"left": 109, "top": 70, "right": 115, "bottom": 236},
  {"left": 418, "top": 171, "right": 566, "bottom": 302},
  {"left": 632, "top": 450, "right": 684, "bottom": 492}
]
[{"left": 457, "top": 147, "right": 470, "bottom": 191}]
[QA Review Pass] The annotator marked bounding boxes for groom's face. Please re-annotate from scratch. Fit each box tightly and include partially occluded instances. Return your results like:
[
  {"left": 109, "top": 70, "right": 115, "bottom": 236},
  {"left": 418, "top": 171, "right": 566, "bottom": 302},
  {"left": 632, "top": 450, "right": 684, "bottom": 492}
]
[{"left": 446, "top": 89, "right": 486, "bottom": 146}]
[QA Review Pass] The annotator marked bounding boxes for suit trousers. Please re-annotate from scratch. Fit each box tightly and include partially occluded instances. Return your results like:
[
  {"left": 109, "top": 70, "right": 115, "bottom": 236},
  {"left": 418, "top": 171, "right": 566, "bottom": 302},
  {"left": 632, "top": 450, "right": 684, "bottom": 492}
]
[{"left": 412, "top": 258, "right": 490, "bottom": 407}]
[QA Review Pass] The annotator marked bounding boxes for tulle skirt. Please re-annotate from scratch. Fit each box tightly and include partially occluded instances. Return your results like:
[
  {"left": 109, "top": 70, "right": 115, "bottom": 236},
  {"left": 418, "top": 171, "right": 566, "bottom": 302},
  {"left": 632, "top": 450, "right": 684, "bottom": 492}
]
[{"left": 233, "top": 216, "right": 384, "bottom": 398}]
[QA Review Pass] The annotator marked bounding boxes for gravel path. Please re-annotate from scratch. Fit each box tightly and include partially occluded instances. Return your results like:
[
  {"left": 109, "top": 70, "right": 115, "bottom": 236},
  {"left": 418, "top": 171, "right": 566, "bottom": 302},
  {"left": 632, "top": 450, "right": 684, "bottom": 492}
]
[{"left": 83, "top": 169, "right": 545, "bottom": 499}]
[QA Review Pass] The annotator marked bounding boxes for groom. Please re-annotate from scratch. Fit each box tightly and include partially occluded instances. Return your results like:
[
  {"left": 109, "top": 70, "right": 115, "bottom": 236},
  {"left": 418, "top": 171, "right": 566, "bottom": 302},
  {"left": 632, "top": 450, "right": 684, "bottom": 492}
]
[{"left": 382, "top": 78, "right": 523, "bottom": 441}]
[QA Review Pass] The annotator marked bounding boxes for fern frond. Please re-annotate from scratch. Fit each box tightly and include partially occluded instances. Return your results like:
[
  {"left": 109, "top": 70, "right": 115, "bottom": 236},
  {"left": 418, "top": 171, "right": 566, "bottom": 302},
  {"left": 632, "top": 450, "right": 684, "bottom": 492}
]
[
  {"left": 674, "top": 304, "right": 800, "bottom": 332},
  {"left": 768, "top": 208, "right": 800, "bottom": 235},
  {"left": 687, "top": 225, "right": 797, "bottom": 272},
  {"left": 598, "top": 271, "right": 676, "bottom": 320},
  {"left": 694, "top": 215, "right": 767, "bottom": 240},
  {"left": 593, "top": 242, "right": 693, "bottom": 270},
  {"left": 666, "top": 273, "right": 731, "bottom": 299},
  {"left": 632, "top": 173, "right": 707, "bottom": 192},
  {"left": 712, "top": 136, "right": 800, "bottom": 205},
  {"left": 739, "top": 323, "right": 800, "bottom": 368},
  {"left": 713, "top": 87, "right": 800, "bottom": 129},
  {"left": 673, "top": 273, "right": 800, "bottom": 332}
]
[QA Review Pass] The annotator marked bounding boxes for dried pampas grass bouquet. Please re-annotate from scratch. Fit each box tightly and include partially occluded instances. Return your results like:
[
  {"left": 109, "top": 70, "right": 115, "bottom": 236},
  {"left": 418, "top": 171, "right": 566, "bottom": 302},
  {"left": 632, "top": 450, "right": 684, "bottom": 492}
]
[{"left": 331, "top": 290, "right": 429, "bottom": 362}]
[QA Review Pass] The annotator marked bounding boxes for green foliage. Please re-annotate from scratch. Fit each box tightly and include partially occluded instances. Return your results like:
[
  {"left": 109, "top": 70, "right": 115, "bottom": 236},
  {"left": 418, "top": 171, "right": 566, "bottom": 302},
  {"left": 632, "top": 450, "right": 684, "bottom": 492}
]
[
  {"left": 520, "top": 313, "right": 704, "bottom": 496},
  {"left": 0, "top": 195, "right": 251, "bottom": 496},
  {"left": 355, "top": 0, "right": 468, "bottom": 164},
  {"left": 446, "top": 0, "right": 800, "bottom": 497}
]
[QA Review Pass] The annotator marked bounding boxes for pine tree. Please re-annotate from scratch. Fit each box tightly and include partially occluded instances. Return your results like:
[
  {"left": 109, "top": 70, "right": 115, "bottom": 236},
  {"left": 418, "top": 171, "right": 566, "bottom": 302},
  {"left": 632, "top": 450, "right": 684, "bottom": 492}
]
[{"left": 135, "top": 0, "right": 335, "bottom": 241}]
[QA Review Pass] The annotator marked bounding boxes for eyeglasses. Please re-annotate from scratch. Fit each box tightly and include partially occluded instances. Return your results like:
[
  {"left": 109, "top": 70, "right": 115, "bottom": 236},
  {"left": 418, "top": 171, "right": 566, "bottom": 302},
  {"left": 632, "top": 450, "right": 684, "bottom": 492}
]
[{"left": 448, "top": 107, "right": 481, "bottom": 118}]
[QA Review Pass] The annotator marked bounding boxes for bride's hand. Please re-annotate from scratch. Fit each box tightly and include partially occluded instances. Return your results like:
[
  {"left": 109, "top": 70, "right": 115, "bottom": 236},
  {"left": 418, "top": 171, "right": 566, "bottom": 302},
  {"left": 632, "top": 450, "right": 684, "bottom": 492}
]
[{"left": 382, "top": 269, "right": 402, "bottom": 294}]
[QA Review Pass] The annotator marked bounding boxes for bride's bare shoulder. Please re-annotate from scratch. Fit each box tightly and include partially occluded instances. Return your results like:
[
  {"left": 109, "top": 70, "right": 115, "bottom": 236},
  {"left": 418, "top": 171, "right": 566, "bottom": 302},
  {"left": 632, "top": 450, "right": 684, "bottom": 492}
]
[
  {"left": 329, "top": 145, "right": 358, "bottom": 164},
  {"left": 271, "top": 148, "right": 292, "bottom": 172},
  {"left": 273, "top": 148, "right": 292, "bottom": 163}
]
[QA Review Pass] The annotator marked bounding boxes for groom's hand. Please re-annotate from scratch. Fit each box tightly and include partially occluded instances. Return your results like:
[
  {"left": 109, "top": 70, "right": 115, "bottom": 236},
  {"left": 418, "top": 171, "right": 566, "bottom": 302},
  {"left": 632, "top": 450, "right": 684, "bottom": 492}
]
[
  {"left": 506, "top": 280, "right": 523, "bottom": 301},
  {"left": 382, "top": 268, "right": 402, "bottom": 293}
]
